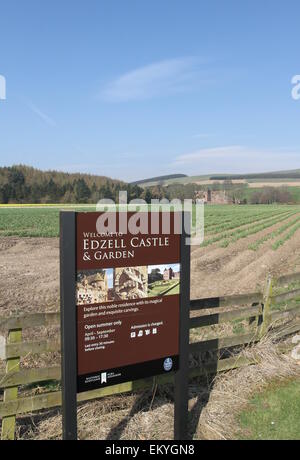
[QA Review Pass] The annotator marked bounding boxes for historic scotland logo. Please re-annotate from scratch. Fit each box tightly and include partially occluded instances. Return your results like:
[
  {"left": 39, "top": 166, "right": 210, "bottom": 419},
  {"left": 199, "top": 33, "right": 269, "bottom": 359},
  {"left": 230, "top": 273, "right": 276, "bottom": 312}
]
[{"left": 163, "top": 357, "right": 173, "bottom": 372}]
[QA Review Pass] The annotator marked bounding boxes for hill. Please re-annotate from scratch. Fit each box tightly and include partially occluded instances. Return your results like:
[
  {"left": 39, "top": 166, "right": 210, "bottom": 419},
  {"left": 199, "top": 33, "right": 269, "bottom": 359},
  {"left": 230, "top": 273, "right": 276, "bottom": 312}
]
[
  {"left": 210, "top": 169, "right": 300, "bottom": 180},
  {"left": 135, "top": 169, "right": 300, "bottom": 188},
  {"left": 0, "top": 164, "right": 125, "bottom": 188},
  {"left": 131, "top": 174, "right": 187, "bottom": 186}
]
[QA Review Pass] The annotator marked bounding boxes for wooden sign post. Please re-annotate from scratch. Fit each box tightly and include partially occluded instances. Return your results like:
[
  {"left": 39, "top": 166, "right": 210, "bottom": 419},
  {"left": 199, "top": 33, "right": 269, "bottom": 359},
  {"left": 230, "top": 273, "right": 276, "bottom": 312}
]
[{"left": 60, "top": 211, "right": 190, "bottom": 440}]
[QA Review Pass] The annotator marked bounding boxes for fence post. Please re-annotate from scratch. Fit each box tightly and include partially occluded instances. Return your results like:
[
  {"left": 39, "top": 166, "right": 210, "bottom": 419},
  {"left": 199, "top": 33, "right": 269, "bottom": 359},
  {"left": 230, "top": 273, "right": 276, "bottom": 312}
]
[
  {"left": 60, "top": 211, "right": 77, "bottom": 440},
  {"left": 174, "top": 212, "right": 191, "bottom": 440},
  {"left": 1, "top": 328, "right": 22, "bottom": 440},
  {"left": 260, "top": 275, "right": 273, "bottom": 338},
  {"left": 248, "top": 303, "right": 260, "bottom": 330}
]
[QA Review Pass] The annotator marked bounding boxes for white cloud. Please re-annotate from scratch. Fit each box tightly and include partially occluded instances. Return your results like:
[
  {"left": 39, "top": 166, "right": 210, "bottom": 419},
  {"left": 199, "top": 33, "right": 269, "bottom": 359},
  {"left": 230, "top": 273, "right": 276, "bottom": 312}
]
[
  {"left": 173, "top": 145, "right": 300, "bottom": 173},
  {"left": 100, "top": 57, "right": 204, "bottom": 102},
  {"left": 174, "top": 145, "right": 246, "bottom": 165},
  {"left": 26, "top": 100, "right": 56, "bottom": 127}
]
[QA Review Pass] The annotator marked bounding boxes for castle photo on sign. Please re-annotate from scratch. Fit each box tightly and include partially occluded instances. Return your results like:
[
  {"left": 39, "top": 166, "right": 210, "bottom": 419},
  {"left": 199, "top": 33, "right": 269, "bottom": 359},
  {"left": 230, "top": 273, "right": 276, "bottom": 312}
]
[
  {"left": 147, "top": 264, "right": 180, "bottom": 297},
  {"left": 76, "top": 268, "right": 114, "bottom": 304},
  {"left": 76, "top": 263, "right": 180, "bottom": 305}
]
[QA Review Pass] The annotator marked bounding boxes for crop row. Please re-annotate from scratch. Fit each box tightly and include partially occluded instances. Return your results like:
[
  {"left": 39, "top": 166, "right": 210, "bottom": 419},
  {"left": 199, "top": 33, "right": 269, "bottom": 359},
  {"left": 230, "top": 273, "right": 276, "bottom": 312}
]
[
  {"left": 203, "top": 206, "right": 296, "bottom": 231},
  {"left": 204, "top": 209, "right": 283, "bottom": 226},
  {"left": 205, "top": 208, "right": 280, "bottom": 229},
  {"left": 205, "top": 209, "right": 290, "bottom": 236},
  {"left": 248, "top": 214, "right": 300, "bottom": 251},
  {"left": 202, "top": 211, "right": 297, "bottom": 248},
  {"left": 0, "top": 204, "right": 299, "bottom": 239},
  {"left": 218, "top": 212, "right": 298, "bottom": 248},
  {"left": 272, "top": 221, "right": 300, "bottom": 250}
]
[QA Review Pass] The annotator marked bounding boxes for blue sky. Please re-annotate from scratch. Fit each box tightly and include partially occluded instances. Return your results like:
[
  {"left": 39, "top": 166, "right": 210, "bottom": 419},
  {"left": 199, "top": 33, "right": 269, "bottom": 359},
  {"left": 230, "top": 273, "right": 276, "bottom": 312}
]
[{"left": 0, "top": 1, "right": 300, "bottom": 181}]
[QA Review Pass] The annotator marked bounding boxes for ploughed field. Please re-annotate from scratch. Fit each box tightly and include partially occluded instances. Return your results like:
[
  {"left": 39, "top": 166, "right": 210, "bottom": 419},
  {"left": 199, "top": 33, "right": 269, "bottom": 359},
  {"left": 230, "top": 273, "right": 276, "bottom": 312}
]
[
  {"left": 0, "top": 204, "right": 300, "bottom": 315},
  {"left": 191, "top": 204, "right": 300, "bottom": 298}
]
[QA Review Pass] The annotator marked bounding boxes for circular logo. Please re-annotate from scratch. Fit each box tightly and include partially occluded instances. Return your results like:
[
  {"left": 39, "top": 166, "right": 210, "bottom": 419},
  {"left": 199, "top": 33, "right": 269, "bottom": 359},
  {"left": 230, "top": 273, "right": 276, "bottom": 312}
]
[{"left": 163, "top": 357, "right": 173, "bottom": 372}]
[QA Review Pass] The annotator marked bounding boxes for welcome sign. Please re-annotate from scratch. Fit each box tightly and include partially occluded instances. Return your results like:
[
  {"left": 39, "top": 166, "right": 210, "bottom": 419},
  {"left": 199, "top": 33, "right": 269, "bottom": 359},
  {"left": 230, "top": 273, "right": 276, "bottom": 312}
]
[
  {"left": 76, "top": 212, "right": 181, "bottom": 392},
  {"left": 60, "top": 210, "right": 190, "bottom": 440}
]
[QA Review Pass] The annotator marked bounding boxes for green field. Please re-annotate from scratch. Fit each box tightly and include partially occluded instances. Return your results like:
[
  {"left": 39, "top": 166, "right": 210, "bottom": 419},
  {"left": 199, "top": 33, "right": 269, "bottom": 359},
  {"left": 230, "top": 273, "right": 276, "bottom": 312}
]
[
  {"left": 0, "top": 205, "right": 96, "bottom": 237},
  {"left": 238, "top": 380, "right": 300, "bottom": 440}
]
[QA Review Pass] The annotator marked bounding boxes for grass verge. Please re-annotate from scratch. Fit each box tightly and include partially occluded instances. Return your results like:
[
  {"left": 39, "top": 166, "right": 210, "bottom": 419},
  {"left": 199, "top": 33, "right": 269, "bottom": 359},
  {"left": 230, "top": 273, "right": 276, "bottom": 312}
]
[{"left": 238, "top": 379, "right": 300, "bottom": 440}]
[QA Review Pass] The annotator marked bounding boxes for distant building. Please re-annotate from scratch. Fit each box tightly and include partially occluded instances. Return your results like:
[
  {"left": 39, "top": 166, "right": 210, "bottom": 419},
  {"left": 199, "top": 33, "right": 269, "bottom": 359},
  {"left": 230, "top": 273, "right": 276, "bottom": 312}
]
[
  {"left": 163, "top": 267, "right": 174, "bottom": 280},
  {"left": 195, "top": 190, "right": 239, "bottom": 205},
  {"left": 163, "top": 267, "right": 180, "bottom": 281}
]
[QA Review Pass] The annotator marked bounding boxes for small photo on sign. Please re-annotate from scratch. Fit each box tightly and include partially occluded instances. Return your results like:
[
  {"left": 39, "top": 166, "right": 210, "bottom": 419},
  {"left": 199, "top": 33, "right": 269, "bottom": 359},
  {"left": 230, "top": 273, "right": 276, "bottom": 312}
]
[
  {"left": 147, "top": 263, "right": 180, "bottom": 297},
  {"left": 76, "top": 268, "right": 114, "bottom": 305},
  {"left": 114, "top": 266, "right": 148, "bottom": 300},
  {"left": 76, "top": 266, "right": 148, "bottom": 304},
  {"left": 77, "top": 264, "right": 180, "bottom": 305}
]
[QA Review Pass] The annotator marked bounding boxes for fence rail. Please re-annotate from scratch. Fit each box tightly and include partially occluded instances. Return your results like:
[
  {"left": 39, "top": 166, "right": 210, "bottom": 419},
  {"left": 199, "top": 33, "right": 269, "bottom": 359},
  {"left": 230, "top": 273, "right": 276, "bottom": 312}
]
[
  {"left": 190, "top": 305, "right": 262, "bottom": 328},
  {"left": 1, "top": 271, "right": 300, "bottom": 440},
  {"left": 0, "top": 312, "right": 60, "bottom": 331},
  {"left": 190, "top": 292, "right": 262, "bottom": 310}
]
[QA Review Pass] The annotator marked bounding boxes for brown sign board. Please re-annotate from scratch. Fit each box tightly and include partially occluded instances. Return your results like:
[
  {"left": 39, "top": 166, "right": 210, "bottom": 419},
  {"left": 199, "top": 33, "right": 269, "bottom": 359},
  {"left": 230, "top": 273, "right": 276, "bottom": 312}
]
[{"left": 75, "top": 212, "right": 182, "bottom": 393}]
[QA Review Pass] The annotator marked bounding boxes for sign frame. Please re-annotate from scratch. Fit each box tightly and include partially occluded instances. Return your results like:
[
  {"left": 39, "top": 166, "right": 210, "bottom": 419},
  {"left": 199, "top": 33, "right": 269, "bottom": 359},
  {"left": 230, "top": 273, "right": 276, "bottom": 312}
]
[{"left": 60, "top": 210, "right": 190, "bottom": 440}]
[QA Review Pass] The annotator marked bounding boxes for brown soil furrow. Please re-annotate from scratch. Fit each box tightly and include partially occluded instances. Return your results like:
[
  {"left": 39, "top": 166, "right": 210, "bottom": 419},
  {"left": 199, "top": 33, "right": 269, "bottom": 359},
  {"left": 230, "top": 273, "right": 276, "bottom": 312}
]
[{"left": 191, "top": 220, "right": 300, "bottom": 299}]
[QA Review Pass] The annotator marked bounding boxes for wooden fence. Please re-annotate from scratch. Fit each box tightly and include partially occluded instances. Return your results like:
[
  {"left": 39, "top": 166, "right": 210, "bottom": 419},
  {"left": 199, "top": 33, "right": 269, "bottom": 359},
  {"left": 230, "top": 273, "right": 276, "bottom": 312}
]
[{"left": 1, "top": 271, "right": 300, "bottom": 440}]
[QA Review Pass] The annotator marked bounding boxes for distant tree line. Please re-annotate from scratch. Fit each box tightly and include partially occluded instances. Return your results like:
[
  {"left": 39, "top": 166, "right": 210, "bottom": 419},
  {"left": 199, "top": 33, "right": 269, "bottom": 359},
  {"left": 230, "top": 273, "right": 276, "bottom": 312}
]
[
  {"left": 160, "top": 181, "right": 295, "bottom": 204},
  {"left": 153, "top": 180, "right": 248, "bottom": 201},
  {"left": 249, "top": 187, "right": 293, "bottom": 204},
  {"left": 0, "top": 165, "right": 158, "bottom": 204},
  {"left": 210, "top": 172, "right": 300, "bottom": 180},
  {"left": 0, "top": 166, "right": 296, "bottom": 205}
]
